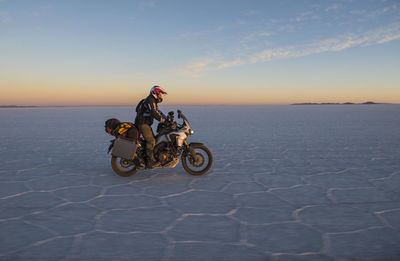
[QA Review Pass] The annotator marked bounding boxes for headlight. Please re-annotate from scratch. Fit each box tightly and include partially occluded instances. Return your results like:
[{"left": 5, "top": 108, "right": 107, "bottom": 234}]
[{"left": 190, "top": 129, "right": 194, "bottom": 135}]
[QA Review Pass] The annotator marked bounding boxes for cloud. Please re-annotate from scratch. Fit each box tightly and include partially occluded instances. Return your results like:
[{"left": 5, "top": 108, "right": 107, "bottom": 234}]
[
  {"left": 279, "top": 24, "right": 296, "bottom": 33},
  {"left": 174, "top": 22, "right": 400, "bottom": 78},
  {"left": 30, "top": 5, "right": 53, "bottom": 17},
  {"left": 242, "top": 31, "right": 272, "bottom": 43},
  {"left": 350, "top": 9, "right": 366, "bottom": 15},
  {"left": 139, "top": 0, "right": 156, "bottom": 9},
  {"left": 293, "top": 10, "right": 320, "bottom": 23},
  {"left": 249, "top": 22, "right": 400, "bottom": 62},
  {"left": 217, "top": 58, "right": 245, "bottom": 69},
  {"left": 245, "top": 10, "right": 258, "bottom": 16},
  {"left": 172, "top": 59, "right": 216, "bottom": 78},
  {"left": 249, "top": 48, "right": 292, "bottom": 63},
  {"left": 0, "top": 12, "right": 11, "bottom": 23},
  {"left": 325, "top": 4, "right": 342, "bottom": 12},
  {"left": 178, "top": 25, "right": 227, "bottom": 39},
  {"left": 31, "top": 11, "right": 41, "bottom": 17},
  {"left": 376, "top": 32, "right": 400, "bottom": 44},
  {"left": 365, "top": 4, "right": 397, "bottom": 19},
  {"left": 350, "top": 3, "right": 397, "bottom": 20}
]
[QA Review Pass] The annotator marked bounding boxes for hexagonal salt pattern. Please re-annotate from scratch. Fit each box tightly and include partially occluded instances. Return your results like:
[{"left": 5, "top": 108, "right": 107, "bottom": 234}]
[{"left": 1, "top": 106, "right": 400, "bottom": 260}]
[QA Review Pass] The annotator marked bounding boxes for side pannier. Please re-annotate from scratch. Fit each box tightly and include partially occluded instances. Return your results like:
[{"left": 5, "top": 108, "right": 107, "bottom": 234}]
[{"left": 111, "top": 137, "right": 137, "bottom": 160}]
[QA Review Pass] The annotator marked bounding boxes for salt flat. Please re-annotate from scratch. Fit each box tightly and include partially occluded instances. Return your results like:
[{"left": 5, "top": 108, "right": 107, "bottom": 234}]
[{"left": 1, "top": 105, "right": 399, "bottom": 261}]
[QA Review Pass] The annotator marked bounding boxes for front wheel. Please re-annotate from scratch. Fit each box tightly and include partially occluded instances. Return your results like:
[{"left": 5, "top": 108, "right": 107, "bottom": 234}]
[
  {"left": 111, "top": 156, "right": 138, "bottom": 177},
  {"left": 181, "top": 144, "right": 213, "bottom": 175}
]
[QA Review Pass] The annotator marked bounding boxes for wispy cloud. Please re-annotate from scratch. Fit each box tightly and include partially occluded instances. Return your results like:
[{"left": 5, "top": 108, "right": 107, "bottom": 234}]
[
  {"left": 174, "top": 22, "right": 400, "bottom": 78},
  {"left": 30, "top": 5, "right": 53, "bottom": 17},
  {"left": 217, "top": 58, "right": 245, "bottom": 70},
  {"left": 177, "top": 25, "right": 227, "bottom": 39},
  {"left": 350, "top": 9, "right": 366, "bottom": 15},
  {"left": 244, "top": 9, "right": 258, "bottom": 16},
  {"left": 279, "top": 24, "right": 296, "bottom": 33},
  {"left": 172, "top": 59, "right": 216, "bottom": 78},
  {"left": 365, "top": 3, "right": 397, "bottom": 19},
  {"left": 139, "top": 0, "right": 156, "bottom": 9},
  {"left": 350, "top": 2, "right": 397, "bottom": 20},
  {"left": 292, "top": 10, "right": 320, "bottom": 23},
  {"left": 242, "top": 31, "right": 273, "bottom": 43},
  {"left": 0, "top": 12, "right": 11, "bottom": 23},
  {"left": 325, "top": 3, "right": 343, "bottom": 12}
]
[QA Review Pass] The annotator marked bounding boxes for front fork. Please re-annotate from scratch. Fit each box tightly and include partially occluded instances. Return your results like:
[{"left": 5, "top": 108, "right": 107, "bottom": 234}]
[{"left": 183, "top": 140, "right": 200, "bottom": 164}]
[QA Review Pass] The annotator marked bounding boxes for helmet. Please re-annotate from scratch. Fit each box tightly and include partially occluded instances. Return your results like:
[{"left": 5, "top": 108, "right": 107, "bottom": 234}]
[
  {"left": 150, "top": 86, "right": 167, "bottom": 98},
  {"left": 150, "top": 85, "right": 167, "bottom": 102},
  {"left": 105, "top": 118, "right": 121, "bottom": 135}
]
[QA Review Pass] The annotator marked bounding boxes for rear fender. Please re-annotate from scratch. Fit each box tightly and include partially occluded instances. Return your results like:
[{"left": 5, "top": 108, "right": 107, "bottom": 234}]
[{"left": 107, "top": 139, "right": 115, "bottom": 154}]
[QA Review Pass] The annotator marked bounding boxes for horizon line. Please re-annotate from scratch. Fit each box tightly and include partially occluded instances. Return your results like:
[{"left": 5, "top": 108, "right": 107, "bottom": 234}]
[{"left": 0, "top": 102, "right": 397, "bottom": 108}]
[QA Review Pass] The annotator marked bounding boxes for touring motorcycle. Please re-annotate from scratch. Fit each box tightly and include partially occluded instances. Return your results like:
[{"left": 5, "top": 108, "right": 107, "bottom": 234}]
[{"left": 106, "top": 110, "right": 213, "bottom": 176}]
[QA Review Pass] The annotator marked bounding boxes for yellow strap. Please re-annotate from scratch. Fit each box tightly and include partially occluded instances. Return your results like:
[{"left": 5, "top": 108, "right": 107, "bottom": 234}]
[{"left": 118, "top": 123, "right": 132, "bottom": 134}]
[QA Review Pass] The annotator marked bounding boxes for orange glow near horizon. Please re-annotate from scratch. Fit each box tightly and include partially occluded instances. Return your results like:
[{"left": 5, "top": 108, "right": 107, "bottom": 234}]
[{"left": 1, "top": 81, "right": 400, "bottom": 106}]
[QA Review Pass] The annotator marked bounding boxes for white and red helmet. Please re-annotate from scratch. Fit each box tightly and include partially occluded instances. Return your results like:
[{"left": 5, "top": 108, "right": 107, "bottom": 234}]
[{"left": 150, "top": 85, "right": 167, "bottom": 99}]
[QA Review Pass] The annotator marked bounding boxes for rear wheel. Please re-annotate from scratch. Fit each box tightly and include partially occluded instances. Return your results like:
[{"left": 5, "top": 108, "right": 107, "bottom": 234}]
[
  {"left": 181, "top": 144, "right": 213, "bottom": 175},
  {"left": 111, "top": 156, "right": 138, "bottom": 177}
]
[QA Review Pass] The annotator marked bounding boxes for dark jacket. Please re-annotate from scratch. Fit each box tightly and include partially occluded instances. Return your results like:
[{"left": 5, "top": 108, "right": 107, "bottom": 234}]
[{"left": 135, "top": 95, "right": 164, "bottom": 126}]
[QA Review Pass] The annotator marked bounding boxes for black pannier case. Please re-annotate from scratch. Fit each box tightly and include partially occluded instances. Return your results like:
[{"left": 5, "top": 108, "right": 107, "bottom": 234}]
[{"left": 112, "top": 137, "right": 137, "bottom": 160}]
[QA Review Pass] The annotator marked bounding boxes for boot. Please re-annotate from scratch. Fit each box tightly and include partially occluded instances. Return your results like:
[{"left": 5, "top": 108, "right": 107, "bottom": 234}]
[{"left": 146, "top": 149, "right": 160, "bottom": 169}]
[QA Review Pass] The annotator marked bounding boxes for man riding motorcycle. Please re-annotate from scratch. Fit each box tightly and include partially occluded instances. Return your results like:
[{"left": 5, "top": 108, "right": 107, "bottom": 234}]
[{"left": 135, "top": 86, "right": 168, "bottom": 169}]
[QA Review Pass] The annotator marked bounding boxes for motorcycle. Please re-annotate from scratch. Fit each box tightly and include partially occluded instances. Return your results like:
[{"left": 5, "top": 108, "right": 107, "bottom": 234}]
[{"left": 107, "top": 110, "right": 213, "bottom": 177}]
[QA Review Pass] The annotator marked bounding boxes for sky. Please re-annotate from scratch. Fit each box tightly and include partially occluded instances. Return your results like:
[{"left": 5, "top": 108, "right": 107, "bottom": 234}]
[{"left": 1, "top": 0, "right": 399, "bottom": 106}]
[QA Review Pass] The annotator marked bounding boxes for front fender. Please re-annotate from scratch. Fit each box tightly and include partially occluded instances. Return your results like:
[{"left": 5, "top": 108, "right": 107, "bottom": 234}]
[{"left": 188, "top": 142, "right": 204, "bottom": 147}]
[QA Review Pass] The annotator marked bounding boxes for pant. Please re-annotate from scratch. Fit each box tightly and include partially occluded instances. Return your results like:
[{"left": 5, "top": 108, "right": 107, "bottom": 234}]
[{"left": 138, "top": 124, "right": 155, "bottom": 151}]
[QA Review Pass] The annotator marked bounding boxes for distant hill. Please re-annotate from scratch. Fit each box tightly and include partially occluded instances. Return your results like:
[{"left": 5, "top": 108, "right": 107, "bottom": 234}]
[
  {"left": 291, "top": 101, "right": 384, "bottom": 105},
  {"left": 0, "top": 105, "right": 39, "bottom": 108},
  {"left": 0, "top": 105, "right": 68, "bottom": 108}
]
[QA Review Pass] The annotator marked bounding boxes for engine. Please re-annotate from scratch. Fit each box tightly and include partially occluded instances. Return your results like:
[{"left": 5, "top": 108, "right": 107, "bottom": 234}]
[{"left": 154, "top": 142, "right": 179, "bottom": 168}]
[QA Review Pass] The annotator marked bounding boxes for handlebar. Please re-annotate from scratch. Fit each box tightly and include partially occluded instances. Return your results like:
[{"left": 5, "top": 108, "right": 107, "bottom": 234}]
[{"left": 157, "top": 109, "right": 191, "bottom": 134}]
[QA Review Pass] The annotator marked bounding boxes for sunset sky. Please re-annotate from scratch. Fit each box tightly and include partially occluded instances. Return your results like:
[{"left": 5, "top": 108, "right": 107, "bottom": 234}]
[{"left": 1, "top": 0, "right": 399, "bottom": 106}]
